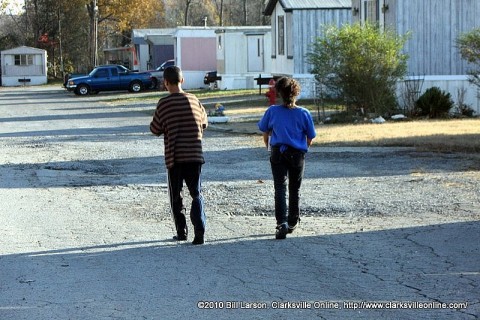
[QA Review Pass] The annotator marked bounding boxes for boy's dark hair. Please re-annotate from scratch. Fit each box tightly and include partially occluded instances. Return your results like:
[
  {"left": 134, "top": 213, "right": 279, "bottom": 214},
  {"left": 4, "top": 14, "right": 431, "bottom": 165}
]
[
  {"left": 163, "top": 66, "right": 182, "bottom": 85},
  {"left": 275, "top": 77, "right": 301, "bottom": 108}
]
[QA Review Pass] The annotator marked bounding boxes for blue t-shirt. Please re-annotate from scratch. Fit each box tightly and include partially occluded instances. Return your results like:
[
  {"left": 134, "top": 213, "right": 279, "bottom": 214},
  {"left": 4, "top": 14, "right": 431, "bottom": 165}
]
[{"left": 258, "top": 105, "right": 316, "bottom": 153}]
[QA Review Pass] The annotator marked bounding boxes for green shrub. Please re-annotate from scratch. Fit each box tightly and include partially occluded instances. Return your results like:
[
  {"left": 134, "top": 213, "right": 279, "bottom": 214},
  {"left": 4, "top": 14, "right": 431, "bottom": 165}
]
[
  {"left": 307, "top": 23, "right": 409, "bottom": 116},
  {"left": 457, "top": 28, "right": 480, "bottom": 89},
  {"left": 415, "top": 87, "right": 454, "bottom": 118}
]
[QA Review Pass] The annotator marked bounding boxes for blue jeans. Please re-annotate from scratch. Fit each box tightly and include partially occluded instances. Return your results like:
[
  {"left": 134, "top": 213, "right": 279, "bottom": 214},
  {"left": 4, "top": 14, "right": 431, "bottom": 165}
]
[
  {"left": 167, "top": 162, "right": 206, "bottom": 237},
  {"left": 270, "top": 146, "right": 305, "bottom": 226}
]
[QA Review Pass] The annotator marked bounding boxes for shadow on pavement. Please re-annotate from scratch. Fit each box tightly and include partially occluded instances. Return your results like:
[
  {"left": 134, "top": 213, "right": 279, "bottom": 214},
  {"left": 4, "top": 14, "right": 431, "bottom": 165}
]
[
  {"left": 0, "top": 145, "right": 477, "bottom": 189},
  {"left": 0, "top": 221, "right": 478, "bottom": 319}
]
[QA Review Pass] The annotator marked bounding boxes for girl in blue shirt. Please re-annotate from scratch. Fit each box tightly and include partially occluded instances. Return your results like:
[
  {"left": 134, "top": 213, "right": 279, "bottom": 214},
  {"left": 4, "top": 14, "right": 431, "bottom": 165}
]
[{"left": 258, "top": 77, "right": 316, "bottom": 239}]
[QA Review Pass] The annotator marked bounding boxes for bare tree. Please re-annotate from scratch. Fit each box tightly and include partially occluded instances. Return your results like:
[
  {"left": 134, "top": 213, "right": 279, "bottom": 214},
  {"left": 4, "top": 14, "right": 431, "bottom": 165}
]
[
  {"left": 243, "top": 0, "right": 247, "bottom": 25},
  {"left": 184, "top": 0, "right": 194, "bottom": 26}
]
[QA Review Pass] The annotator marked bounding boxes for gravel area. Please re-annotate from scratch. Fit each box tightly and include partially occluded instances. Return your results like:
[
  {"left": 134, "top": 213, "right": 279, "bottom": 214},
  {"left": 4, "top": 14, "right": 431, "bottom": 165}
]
[
  {"left": 1, "top": 86, "right": 479, "bottom": 230},
  {"left": 83, "top": 127, "right": 480, "bottom": 226}
]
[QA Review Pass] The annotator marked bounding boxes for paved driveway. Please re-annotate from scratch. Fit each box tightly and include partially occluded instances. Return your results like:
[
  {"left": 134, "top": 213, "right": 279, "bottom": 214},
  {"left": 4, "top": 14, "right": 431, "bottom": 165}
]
[{"left": 0, "top": 85, "right": 479, "bottom": 319}]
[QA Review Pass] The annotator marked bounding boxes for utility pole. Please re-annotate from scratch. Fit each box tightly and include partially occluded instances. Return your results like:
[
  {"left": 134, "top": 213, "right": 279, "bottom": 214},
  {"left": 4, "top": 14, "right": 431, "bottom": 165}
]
[
  {"left": 93, "top": 0, "right": 98, "bottom": 67},
  {"left": 58, "top": 8, "right": 64, "bottom": 80},
  {"left": 88, "top": 0, "right": 99, "bottom": 69},
  {"left": 220, "top": 0, "right": 223, "bottom": 26}
]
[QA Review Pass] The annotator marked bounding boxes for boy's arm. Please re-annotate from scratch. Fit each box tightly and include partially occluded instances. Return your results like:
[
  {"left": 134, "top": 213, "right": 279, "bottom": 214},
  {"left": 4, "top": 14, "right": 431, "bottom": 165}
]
[
  {"left": 150, "top": 104, "right": 164, "bottom": 136},
  {"left": 150, "top": 119, "right": 164, "bottom": 136},
  {"left": 200, "top": 102, "right": 208, "bottom": 130}
]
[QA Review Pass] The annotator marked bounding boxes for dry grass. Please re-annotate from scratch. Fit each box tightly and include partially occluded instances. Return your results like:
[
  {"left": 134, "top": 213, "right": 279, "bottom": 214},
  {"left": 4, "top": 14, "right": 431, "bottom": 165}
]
[
  {"left": 139, "top": 90, "right": 480, "bottom": 153},
  {"left": 224, "top": 106, "right": 266, "bottom": 115},
  {"left": 315, "top": 118, "right": 480, "bottom": 152}
]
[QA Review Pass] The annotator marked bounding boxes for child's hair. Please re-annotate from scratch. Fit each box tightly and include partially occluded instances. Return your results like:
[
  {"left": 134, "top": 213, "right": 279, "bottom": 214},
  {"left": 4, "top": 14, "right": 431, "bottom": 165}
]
[
  {"left": 163, "top": 66, "right": 182, "bottom": 85},
  {"left": 275, "top": 77, "right": 301, "bottom": 108}
]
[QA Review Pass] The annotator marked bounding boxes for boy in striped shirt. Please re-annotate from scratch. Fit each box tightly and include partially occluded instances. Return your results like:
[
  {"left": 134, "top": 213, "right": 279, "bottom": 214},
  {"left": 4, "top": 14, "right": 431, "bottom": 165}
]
[{"left": 150, "top": 66, "right": 208, "bottom": 245}]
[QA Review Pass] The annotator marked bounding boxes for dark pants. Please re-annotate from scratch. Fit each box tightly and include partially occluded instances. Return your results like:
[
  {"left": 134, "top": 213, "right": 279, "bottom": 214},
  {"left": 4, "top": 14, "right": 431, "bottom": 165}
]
[
  {"left": 270, "top": 146, "right": 305, "bottom": 226},
  {"left": 167, "top": 162, "right": 205, "bottom": 237}
]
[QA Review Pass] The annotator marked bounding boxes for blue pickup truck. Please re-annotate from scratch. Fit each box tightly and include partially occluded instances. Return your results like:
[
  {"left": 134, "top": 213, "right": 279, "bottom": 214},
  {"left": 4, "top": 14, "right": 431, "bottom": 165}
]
[{"left": 66, "top": 65, "right": 154, "bottom": 95}]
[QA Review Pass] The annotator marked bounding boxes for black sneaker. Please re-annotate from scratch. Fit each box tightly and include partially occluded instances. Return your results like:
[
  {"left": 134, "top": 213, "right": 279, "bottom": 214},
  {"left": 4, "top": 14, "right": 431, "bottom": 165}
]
[
  {"left": 173, "top": 234, "right": 187, "bottom": 241},
  {"left": 192, "top": 236, "right": 204, "bottom": 245},
  {"left": 287, "top": 217, "right": 301, "bottom": 234},
  {"left": 275, "top": 223, "right": 288, "bottom": 240}
]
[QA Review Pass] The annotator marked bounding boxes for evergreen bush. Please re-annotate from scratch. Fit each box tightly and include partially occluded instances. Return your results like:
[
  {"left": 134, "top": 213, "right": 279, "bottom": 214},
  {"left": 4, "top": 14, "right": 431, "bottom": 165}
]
[{"left": 415, "top": 87, "right": 454, "bottom": 118}]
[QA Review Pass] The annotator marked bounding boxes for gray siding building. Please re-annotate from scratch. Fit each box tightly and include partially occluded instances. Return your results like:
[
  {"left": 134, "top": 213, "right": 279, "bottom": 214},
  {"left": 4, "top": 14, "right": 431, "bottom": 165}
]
[
  {"left": 352, "top": 0, "right": 480, "bottom": 111},
  {"left": 264, "top": 0, "right": 352, "bottom": 98}
]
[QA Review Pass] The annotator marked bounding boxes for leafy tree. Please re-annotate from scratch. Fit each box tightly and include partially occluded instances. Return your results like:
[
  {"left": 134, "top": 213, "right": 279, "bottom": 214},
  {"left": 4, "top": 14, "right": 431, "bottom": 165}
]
[
  {"left": 88, "top": 0, "right": 165, "bottom": 68},
  {"left": 14, "top": 0, "right": 166, "bottom": 72},
  {"left": 1, "top": 0, "right": 267, "bottom": 75},
  {"left": 307, "top": 23, "right": 409, "bottom": 116},
  {"left": 18, "top": 0, "right": 90, "bottom": 74},
  {"left": 99, "top": 0, "right": 165, "bottom": 32},
  {"left": 0, "top": 0, "right": 22, "bottom": 14},
  {"left": 0, "top": 8, "right": 26, "bottom": 49},
  {"left": 457, "top": 27, "right": 480, "bottom": 89}
]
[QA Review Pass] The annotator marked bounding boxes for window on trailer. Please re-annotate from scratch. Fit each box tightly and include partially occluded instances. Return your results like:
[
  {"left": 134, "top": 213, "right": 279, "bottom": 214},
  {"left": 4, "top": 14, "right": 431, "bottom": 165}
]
[{"left": 14, "top": 54, "right": 34, "bottom": 66}]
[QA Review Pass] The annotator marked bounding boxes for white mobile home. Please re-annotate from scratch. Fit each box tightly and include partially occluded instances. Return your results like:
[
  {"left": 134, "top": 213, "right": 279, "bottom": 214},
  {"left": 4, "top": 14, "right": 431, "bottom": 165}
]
[
  {"left": 1, "top": 46, "right": 47, "bottom": 86},
  {"left": 215, "top": 26, "right": 271, "bottom": 90}
]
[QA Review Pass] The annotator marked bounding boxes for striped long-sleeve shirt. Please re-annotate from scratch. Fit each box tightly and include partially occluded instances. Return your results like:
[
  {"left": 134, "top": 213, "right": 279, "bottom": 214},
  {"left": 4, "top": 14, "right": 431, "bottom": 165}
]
[{"left": 150, "top": 92, "right": 208, "bottom": 169}]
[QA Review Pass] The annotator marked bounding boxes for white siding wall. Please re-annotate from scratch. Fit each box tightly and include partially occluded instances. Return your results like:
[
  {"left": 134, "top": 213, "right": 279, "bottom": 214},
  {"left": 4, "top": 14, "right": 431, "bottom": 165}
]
[
  {"left": 269, "top": 2, "right": 351, "bottom": 98},
  {"left": 339, "top": 0, "right": 480, "bottom": 108},
  {"left": 216, "top": 28, "right": 271, "bottom": 90},
  {"left": 389, "top": 0, "right": 480, "bottom": 111},
  {"left": 270, "top": 5, "right": 294, "bottom": 76},
  {"left": 392, "top": 0, "right": 480, "bottom": 76},
  {"left": 293, "top": 9, "right": 351, "bottom": 75},
  {"left": 225, "top": 33, "right": 247, "bottom": 74},
  {"left": 399, "top": 75, "right": 480, "bottom": 115}
]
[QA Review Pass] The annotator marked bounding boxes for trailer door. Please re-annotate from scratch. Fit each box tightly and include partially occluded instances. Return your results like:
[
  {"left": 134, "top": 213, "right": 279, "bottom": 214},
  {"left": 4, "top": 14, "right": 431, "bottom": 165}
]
[{"left": 247, "top": 35, "right": 264, "bottom": 72}]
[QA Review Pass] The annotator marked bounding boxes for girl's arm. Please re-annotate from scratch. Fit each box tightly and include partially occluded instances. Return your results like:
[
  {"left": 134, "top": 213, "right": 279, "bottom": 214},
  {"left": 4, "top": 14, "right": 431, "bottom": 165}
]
[
  {"left": 307, "top": 137, "right": 313, "bottom": 147},
  {"left": 263, "top": 132, "right": 270, "bottom": 148}
]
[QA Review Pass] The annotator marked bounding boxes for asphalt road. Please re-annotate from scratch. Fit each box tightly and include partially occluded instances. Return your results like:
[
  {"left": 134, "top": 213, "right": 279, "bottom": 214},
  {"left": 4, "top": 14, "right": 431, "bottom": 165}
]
[{"left": 0, "top": 85, "right": 479, "bottom": 320}]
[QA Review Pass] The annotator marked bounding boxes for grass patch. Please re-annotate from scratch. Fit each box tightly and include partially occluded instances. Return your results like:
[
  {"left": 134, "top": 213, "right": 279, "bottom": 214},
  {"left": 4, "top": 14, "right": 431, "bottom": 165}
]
[
  {"left": 133, "top": 91, "right": 479, "bottom": 153},
  {"left": 190, "top": 88, "right": 259, "bottom": 98},
  {"left": 315, "top": 119, "right": 480, "bottom": 152},
  {"left": 105, "top": 88, "right": 260, "bottom": 104}
]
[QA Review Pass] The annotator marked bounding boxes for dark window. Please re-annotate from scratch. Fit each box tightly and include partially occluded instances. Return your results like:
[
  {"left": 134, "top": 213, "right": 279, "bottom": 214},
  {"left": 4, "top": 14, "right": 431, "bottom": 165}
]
[
  {"left": 94, "top": 69, "right": 109, "bottom": 77},
  {"left": 14, "top": 54, "right": 34, "bottom": 66},
  {"left": 278, "top": 16, "right": 285, "bottom": 55},
  {"left": 286, "top": 12, "right": 293, "bottom": 59}
]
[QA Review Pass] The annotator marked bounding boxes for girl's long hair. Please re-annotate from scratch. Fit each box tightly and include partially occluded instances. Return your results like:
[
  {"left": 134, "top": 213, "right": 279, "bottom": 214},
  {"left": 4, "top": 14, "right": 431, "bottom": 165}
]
[{"left": 275, "top": 77, "right": 301, "bottom": 109}]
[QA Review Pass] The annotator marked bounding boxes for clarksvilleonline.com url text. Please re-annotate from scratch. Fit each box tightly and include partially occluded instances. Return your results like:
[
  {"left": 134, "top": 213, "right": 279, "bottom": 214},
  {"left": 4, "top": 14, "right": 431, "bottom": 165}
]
[{"left": 197, "top": 300, "right": 469, "bottom": 310}]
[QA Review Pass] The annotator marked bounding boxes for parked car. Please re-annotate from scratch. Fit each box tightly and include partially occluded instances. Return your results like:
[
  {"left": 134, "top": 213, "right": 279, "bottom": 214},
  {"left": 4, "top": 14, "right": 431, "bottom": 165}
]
[
  {"left": 204, "top": 71, "right": 221, "bottom": 86},
  {"left": 65, "top": 65, "right": 154, "bottom": 95},
  {"left": 148, "top": 59, "right": 175, "bottom": 90}
]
